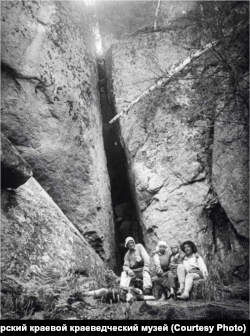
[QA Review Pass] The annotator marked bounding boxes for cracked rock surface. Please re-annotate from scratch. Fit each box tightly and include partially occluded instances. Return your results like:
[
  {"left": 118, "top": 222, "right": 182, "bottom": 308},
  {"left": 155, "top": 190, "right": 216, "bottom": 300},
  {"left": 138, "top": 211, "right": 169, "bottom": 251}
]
[
  {"left": 107, "top": 31, "right": 248, "bottom": 283},
  {"left": 1, "top": 0, "right": 115, "bottom": 266},
  {"left": 1, "top": 177, "right": 111, "bottom": 299}
]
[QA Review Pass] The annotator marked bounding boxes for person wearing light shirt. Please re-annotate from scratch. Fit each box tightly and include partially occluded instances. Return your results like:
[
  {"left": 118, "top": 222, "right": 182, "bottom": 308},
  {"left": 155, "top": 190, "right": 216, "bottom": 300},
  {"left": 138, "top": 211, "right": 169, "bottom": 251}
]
[
  {"left": 153, "top": 241, "right": 175, "bottom": 300},
  {"left": 177, "top": 240, "right": 208, "bottom": 300},
  {"left": 120, "top": 237, "right": 152, "bottom": 295}
]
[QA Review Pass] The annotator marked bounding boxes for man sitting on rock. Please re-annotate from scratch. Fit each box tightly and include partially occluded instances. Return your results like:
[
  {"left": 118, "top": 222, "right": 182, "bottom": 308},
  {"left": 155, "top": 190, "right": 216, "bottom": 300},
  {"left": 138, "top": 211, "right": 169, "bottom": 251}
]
[
  {"left": 177, "top": 240, "right": 208, "bottom": 300},
  {"left": 120, "top": 237, "right": 152, "bottom": 295}
]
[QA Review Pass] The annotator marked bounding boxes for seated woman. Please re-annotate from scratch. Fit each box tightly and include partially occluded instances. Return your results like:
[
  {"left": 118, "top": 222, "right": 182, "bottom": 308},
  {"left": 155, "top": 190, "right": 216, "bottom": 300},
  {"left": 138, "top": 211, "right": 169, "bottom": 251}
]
[
  {"left": 120, "top": 237, "right": 152, "bottom": 295},
  {"left": 153, "top": 241, "right": 175, "bottom": 300},
  {"left": 177, "top": 240, "right": 208, "bottom": 300}
]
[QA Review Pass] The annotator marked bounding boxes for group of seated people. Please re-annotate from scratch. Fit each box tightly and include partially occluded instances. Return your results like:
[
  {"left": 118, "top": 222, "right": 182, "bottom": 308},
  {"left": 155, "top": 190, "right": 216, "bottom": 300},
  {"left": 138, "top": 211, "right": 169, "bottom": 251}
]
[{"left": 120, "top": 237, "right": 208, "bottom": 301}]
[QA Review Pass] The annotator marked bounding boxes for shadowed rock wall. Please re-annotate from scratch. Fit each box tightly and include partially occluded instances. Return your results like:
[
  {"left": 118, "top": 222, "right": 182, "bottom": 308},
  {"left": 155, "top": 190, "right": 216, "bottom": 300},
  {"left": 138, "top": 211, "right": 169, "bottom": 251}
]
[
  {"left": 1, "top": 0, "right": 115, "bottom": 266},
  {"left": 1, "top": 133, "right": 33, "bottom": 189}
]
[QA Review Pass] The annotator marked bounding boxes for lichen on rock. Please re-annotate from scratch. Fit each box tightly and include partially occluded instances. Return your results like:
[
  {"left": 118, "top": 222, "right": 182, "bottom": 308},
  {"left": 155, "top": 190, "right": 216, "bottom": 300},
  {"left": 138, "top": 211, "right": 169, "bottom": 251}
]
[
  {"left": 1, "top": 0, "right": 115, "bottom": 266},
  {"left": 106, "top": 29, "right": 249, "bottom": 285}
]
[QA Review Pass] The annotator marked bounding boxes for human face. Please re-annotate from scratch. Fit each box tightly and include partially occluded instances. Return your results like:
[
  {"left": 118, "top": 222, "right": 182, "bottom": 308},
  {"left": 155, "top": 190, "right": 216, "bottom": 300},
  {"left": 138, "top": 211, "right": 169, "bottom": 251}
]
[
  {"left": 171, "top": 246, "right": 179, "bottom": 255},
  {"left": 127, "top": 240, "right": 135, "bottom": 250},
  {"left": 183, "top": 243, "right": 192, "bottom": 255},
  {"left": 159, "top": 245, "right": 167, "bottom": 254}
]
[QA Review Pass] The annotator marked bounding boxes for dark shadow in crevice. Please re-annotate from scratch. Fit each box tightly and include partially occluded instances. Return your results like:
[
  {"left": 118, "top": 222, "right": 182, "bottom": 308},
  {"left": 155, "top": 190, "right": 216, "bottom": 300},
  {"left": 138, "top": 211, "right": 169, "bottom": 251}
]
[
  {"left": 97, "top": 59, "right": 144, "bottom": 274},
  {"left": 209, "top": 203, "right": 249, "bottom": 282}
]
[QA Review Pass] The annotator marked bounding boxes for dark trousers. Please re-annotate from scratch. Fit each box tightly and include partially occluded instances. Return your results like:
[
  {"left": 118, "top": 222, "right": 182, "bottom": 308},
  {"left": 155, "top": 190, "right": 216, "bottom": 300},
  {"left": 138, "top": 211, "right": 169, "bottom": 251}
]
[
  {"left": 153, "top": 271, "right": 177, "bottom": 299},
  {"left": 158, "top": 271, "right": 176, "bottom": 289}
]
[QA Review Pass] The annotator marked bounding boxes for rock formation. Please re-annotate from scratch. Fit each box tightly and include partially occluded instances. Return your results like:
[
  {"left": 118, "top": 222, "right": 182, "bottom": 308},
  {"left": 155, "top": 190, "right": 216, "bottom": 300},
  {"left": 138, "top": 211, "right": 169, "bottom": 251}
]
[
  {"left": 106, "top": 31, "right": 249, "bottom": 283},
  {"left": 1, "top": 0, "right": 115, "bottom": 266},
  {"left": 1, "top": 176, "right": 109, "bottom": 290},
  {"left": 1, "top": 134, "right": 114, "bottom": 319},
  {"left": 96, "top": 1, "right": 194, "bottom": 55},
  {"left": 1, "top": 133, "right": 33, "bottom": 189},
  {"left": 1, "top": 0, "right": 248, "bottom": 320}
]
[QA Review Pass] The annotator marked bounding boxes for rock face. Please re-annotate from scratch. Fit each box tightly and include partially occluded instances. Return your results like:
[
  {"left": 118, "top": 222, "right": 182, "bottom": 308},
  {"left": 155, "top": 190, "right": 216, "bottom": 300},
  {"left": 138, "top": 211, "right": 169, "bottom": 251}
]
[
  {"left": 107, "top": 32, "right": 249, "bottom": 282},
  {"left": 95, "top": 0, "right": 194, "bottom": 53},
  {"left": 208, "top": 104, "right": 249, "bottom": 282},
  {"left": 1, "top": 133, "right": 33, "bottom": 189},
  {"left": 212, "top": 108, "right": 249, "bottom": 238},
  {"left": 142, "top": 300, "right": 249, "bottom": 320},
  {"left": 1, "top": 0, "right": 115, "bottom": 266},
  {"left": 0, "top": 178, "right": 108, "bottom": 294},
  {"left": 107, "top": 32, "right": 210, "bottom": 250}
]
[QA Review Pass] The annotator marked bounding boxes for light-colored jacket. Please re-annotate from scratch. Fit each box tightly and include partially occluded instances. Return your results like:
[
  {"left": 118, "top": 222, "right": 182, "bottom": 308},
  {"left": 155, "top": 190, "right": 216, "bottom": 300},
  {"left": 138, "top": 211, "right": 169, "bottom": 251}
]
[
  {"left": 183, "top": 254, "right": 208, "bottom": 277},
  {"left": 123, "top": 243, "right": 150, "bottom": 272}
]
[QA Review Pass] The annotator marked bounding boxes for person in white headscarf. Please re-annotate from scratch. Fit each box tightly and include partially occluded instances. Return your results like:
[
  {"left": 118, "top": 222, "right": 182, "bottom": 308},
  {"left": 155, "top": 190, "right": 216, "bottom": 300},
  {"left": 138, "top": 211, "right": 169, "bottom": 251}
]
[
  {"left": 120, "top": 237, "right": 152, "bottom": 295},
  {"left": 153, "top": 241, "right": 176, "bottom": 300}
]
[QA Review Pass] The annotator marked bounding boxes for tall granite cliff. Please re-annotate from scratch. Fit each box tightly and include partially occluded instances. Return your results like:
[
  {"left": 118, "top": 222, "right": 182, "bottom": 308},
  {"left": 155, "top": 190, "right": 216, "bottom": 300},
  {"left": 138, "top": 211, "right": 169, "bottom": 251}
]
[
  {"left": 1, "top": 1, "right": 248, "bottom": 314},
  {"left": 106, "top": 31, "right": 249, "bottom": 284},
  {"left": 1, "top": 0, "right": 115, "bottom": 267}
]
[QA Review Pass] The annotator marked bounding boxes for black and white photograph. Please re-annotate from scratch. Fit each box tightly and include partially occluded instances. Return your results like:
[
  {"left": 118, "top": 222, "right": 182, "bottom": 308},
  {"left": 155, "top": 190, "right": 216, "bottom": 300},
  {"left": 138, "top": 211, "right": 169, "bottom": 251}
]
[{"left": 0, "top": 0, "right": 249, "bottom": 322}]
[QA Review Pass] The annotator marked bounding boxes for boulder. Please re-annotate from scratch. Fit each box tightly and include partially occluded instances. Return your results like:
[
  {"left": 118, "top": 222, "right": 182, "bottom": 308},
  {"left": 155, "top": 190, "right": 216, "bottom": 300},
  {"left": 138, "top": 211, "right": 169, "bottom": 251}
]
[
  {"left": 107, "top": 31, "right": 211, "bottom": 254},
  {"left": 142, "top": 300, "right": 249, "bottom": 320},
  {"left": 1, "top": 177, "right": 114, "bottom": 319},
  {"left": 107, "top": 30, "right": 249, "bottom": 283},
  {"left": 1, "top": 0, "right": 115, "bottom": 266},
  {"left": 1, "top": 133, "right": 32, "bottom": 189}
]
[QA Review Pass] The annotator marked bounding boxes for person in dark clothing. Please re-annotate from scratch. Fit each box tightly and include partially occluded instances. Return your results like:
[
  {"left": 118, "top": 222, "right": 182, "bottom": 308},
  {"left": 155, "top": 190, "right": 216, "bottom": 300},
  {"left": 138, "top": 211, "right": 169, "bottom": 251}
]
[
  {"left": 169, "top": 243, "right": 183, "bottom": 276},
  {"left": 153, "top": 241, "right": 175, "bottom": 301}
]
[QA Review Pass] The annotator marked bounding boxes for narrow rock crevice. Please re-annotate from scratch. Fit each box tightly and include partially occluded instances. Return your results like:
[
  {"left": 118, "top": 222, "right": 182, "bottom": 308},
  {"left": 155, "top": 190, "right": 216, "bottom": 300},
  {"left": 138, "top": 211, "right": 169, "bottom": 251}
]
[
  {"left": 97, "top": 59, "right": 144, "bottom": 274},
  {"left": 83, "top": 231, "right": 106, "bottom": 261}
]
